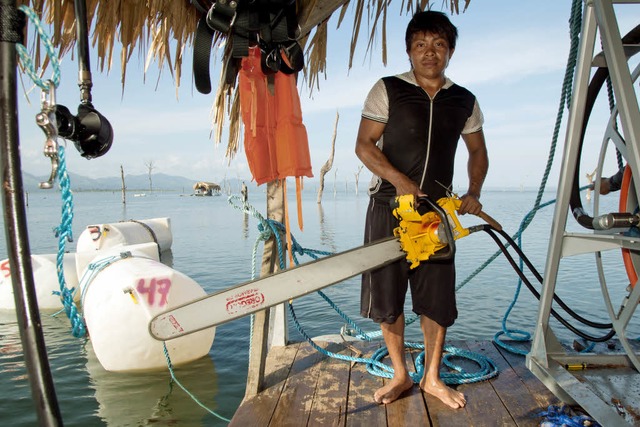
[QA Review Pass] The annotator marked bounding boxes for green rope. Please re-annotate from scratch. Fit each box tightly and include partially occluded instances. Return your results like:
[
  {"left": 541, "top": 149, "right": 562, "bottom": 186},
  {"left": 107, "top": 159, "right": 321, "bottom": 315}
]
[{"left": 162, "top": 343, "right": 231, "bottom": 423}]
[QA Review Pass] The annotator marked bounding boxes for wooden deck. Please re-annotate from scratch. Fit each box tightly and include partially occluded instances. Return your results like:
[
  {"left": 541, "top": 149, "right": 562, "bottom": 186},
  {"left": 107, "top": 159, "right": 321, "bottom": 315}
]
[{"left": 230, "top": 339, "right": 568, "bottom": 426}]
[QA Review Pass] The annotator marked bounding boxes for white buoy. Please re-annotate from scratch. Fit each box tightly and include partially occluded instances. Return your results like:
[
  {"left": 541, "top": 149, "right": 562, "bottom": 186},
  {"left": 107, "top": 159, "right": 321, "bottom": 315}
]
[
  {"left": 80, "top": 247, "right": 214, "bottom": 372},
  {"left": 76, "top": 217, "right": 173, "bottom": 254},
  {"left": 0, "top": 253, "right": 79, "bottom": 311}
]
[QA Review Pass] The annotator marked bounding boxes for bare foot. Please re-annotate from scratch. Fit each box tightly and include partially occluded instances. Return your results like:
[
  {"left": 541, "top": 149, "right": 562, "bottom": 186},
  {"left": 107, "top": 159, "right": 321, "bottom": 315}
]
[
  {"left": 420, "top": 378, "right": 466, "bottom": 409},
  {"left": 374, "top": 376, "right": 413, "bottom": 404}
]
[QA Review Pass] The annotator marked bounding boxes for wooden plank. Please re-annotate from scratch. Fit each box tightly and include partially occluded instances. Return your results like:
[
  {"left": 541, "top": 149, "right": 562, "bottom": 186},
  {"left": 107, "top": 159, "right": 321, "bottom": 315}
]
[
  {"left": 345, "top": 341, "right": 387, "bottom": 427},
  {"left": 244, "top": 309, "right": 272, "bottom": 397},
  {"left": 233, "top": 339, "right": 575, "bottom": 427},
  {"left": 307, "top": 342, "right": 353, "bottom": 427},
  {"left": 441, "top": 340, "right": 513, "bottom": 426},
  {"left": 387, "top": 347, "right": 431, "bottom": 427},
  {"left": 230, "top": 344, "right": 300, "bottom": 426},
  {"left": 269, "top": 341, "right": 327, "bottom": 426},
  {"left": 263, "top": 344, "right": 301, "bottom": 389},
  {"left": 493, "top": 341, "right": 562, "bottom": 409},
  {"left": 466, "top": 340, "right": 548, "bottom": 427}
]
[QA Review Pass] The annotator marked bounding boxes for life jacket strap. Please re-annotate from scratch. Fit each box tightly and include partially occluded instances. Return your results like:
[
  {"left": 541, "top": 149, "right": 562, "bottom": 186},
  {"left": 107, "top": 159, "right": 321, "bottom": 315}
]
[{"left": 192, "top": 0, "right": 305, "bottom": 94}]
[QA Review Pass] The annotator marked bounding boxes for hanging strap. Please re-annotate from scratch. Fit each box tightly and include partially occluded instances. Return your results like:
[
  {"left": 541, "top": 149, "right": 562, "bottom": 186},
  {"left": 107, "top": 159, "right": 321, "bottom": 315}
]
[
  {"left": 192, "top": 0, "right": 304, "bottom": 94},
  {"left": 193, "top": 15, "right": 216, "bottom": 94}
]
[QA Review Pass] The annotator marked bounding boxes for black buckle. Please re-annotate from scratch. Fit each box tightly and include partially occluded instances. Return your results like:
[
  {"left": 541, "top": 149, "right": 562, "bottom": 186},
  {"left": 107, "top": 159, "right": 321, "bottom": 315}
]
[{"left": 206, "top": 0, "right": 238, "bottom": 33}]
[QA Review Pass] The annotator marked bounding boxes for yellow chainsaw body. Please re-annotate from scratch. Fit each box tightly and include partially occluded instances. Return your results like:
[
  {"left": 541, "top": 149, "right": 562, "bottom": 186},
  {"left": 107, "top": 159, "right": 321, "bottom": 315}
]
[{"left": 391, "top": 195, "right": 469, "bottom": 269}]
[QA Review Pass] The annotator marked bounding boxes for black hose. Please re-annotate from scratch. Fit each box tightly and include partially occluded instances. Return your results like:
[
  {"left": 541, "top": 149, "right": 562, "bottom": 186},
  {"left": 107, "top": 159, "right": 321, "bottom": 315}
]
[
  {"left": 478, "top": 225, "right": 616, "bottom": 342},
  {"left": 494, "top": 227, "right": 612, "bottom": 329},
  {"left": 74, "top": 0, "right": 92, "bottom": 104}
]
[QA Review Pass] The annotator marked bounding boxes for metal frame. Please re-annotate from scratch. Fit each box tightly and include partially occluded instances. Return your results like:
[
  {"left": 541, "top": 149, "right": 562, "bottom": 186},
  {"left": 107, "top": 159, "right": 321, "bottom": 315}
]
[{"left": 527, "top": 1, "right": 640, "bottom": 426}]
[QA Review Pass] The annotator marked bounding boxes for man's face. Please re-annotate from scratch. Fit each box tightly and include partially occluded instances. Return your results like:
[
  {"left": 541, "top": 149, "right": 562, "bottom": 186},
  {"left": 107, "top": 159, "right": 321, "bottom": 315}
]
[{"left": 408, "top": 31, "right": 454, "bottom": 80}]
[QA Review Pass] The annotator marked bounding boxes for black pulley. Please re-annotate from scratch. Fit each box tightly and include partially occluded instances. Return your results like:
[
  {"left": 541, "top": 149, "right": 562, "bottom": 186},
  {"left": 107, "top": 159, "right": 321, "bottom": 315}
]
[
  {"left": 73, "top": 104, "right": 113, "bottom": 159},
  {"left": 55, "top": 103, "right": 113, "bottom": 159}
]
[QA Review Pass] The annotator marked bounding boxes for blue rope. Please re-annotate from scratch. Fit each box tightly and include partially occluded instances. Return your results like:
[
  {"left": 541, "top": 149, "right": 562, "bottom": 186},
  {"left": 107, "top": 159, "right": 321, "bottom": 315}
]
[
  {"left": 493, "top": 0, "right": 585, "bottom": 356},
  {"left": 493, "top": 198, "right": 557, "bottom": 355},
  {"left": 16, "top": 6, "right": 62, "bottom": 90},
  {"left": 457, "top": 0, "right": 582, "bottom": 292},
  {"left": 539, "top": 405, "right": 601, "bottom": 427},
  {"left": 18, "top": 5, "right": 81, "bottom": 338},
  {"left": 493, "top": 188, "right": 595, "bottom": 355},
  {"left": 288, "top": 302, "right": 498, "bottom": 385},
  {"left": 47, "top": 144, "right": 87, "bottom": 338},
  {"left": 162, "top": 343, "right": 231, "bottom": 423}
]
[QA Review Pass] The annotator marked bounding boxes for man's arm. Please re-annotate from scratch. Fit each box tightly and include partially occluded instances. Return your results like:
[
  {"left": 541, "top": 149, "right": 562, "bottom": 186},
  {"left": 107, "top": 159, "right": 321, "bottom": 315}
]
[
  {"left": 355, "top": 117, "right": 423, "bottom": 197},
  {"left": 459, "top": 130, "right": 488, "bottom": 215}
]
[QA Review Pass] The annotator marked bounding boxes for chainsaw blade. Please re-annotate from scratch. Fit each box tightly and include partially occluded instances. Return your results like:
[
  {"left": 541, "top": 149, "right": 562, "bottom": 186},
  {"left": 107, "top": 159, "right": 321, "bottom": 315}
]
[{"left": 149, "top": 237, "right": 404, "bottom": 340}]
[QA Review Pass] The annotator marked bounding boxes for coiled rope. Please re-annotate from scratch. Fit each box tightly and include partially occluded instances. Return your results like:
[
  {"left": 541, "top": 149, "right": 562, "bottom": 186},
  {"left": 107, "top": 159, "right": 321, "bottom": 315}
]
[{"left": 229, "top": 195, "right": 498, "bottom": 385}]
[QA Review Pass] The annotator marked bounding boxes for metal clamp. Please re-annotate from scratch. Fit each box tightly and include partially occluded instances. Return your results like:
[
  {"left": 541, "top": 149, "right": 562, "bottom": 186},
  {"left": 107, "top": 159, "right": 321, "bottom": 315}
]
[{"left": 37, "top": 81, "right": 59, "bottom": 190}]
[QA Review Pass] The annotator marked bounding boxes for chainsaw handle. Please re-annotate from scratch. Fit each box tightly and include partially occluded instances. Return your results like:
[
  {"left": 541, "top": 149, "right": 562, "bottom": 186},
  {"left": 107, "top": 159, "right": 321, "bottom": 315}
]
[
  {"left": 477, "top": 210, "right": 502, "bottom": 231},
  {"left": 416, "top": 195, "right": 455, "bottom": 261}
]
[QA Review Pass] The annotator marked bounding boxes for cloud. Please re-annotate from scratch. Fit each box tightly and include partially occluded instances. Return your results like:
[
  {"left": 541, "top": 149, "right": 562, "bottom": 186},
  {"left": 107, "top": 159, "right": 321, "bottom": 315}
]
[{"left": 449, "top": 29, "right": 569, "bottom": 86}]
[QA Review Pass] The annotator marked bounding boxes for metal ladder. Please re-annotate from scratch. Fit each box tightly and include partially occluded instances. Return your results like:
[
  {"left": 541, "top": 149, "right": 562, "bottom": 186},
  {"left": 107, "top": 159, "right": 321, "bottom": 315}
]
[{"left": 527, "top": 1, "right": 640, "bottom": 426}]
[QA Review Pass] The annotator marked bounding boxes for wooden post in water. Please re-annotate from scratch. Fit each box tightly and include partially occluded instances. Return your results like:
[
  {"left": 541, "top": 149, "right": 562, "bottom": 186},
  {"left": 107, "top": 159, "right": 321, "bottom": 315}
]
[
  {"left": 316, "top": 111, "right": 338, "bottom": 204},
  {"left": 120, "top": 165, "right": 126, "bottom": 205},
  {"left": 245, "top": 181, "right": 285, "bottom": 398}
]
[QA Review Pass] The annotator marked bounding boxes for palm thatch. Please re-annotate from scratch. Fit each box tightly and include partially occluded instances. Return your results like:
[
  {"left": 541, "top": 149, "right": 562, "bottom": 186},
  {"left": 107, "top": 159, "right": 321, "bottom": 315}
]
[{"left": 18, "top": 0, "right": 471, "bottom": 158}]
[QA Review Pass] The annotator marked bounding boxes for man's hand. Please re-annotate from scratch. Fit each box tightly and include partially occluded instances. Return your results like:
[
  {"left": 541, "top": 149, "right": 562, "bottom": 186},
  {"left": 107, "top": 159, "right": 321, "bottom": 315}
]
[
  {"left": 458, "top": 193, "right": 482, "bottom": 215},
  {"left": 394, "top": 176, "right": 425, "bottom": 200}
]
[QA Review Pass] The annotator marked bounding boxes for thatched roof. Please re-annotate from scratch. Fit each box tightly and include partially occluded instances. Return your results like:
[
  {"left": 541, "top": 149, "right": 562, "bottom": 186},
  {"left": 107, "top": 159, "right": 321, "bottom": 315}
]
[{"left": 18, "top": 0, "right": 471, "bottom": 157}]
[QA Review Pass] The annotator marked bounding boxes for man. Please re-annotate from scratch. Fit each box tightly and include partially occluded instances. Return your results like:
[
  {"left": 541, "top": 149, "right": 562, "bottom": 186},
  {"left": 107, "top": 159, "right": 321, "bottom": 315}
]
[{"left": 355, "top": 10, "right": 488, "bottom": 408}]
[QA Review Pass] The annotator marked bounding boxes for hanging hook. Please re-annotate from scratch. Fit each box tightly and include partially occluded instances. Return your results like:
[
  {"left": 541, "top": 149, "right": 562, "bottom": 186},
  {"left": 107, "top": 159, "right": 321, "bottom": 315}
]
[{"left": 37, "top": 81, "right": 59, "bottom": 190}]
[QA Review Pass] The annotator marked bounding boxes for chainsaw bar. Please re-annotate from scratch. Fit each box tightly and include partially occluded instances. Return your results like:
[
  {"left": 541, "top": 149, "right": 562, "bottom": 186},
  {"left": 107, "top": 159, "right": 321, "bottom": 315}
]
[{"left": 149, "top": 237, "right": 404, "bottom": 340}]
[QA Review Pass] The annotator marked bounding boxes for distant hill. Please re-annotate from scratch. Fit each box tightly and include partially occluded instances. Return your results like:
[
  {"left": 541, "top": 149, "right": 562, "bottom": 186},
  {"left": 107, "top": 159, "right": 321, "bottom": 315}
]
[{"left": 22, "top": 171, "right": 209, "bottom": 193}]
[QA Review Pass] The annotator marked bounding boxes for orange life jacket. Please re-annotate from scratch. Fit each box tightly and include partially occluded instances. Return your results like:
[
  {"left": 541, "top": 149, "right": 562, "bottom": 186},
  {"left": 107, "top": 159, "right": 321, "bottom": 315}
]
[
  {"left": 238, "top": 46, "right": 313, "bottom": 185},
  {"left": 238, "top": 47, "right": 313, "bottom": 256}
]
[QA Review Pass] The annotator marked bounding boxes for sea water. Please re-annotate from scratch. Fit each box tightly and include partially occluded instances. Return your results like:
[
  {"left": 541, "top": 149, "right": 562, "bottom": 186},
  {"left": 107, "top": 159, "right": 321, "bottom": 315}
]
[{"left": 0, "top": 186, "right": 638, "bottom": 426}]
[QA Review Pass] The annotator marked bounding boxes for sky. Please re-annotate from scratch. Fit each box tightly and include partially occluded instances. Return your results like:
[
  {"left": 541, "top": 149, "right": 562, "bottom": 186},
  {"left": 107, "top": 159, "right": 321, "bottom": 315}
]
[{"left": 15, "top": 1, "right": 640, "bottom": 191}]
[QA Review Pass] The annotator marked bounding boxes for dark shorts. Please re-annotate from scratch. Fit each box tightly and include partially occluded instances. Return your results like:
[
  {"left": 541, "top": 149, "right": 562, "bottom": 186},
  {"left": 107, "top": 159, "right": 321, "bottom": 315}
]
[{"left": 360, "top": 197, "right": 457, "bottom": 327}]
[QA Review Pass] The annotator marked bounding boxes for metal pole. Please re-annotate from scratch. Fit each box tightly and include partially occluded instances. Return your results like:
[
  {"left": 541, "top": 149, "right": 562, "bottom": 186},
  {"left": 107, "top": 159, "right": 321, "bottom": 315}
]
[
  {"left": 0, "top": 1, "right": 63, "bottom": 425},
  {"left": 74, "top": 0, "right": 92, "bottom": 105}
]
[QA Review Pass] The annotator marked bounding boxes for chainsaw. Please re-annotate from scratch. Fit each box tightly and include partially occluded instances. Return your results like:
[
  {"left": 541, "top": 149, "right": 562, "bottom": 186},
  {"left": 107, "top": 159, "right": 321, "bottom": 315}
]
[{"left": 149, "top": 194, "right": 500, "bottom": 340}]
